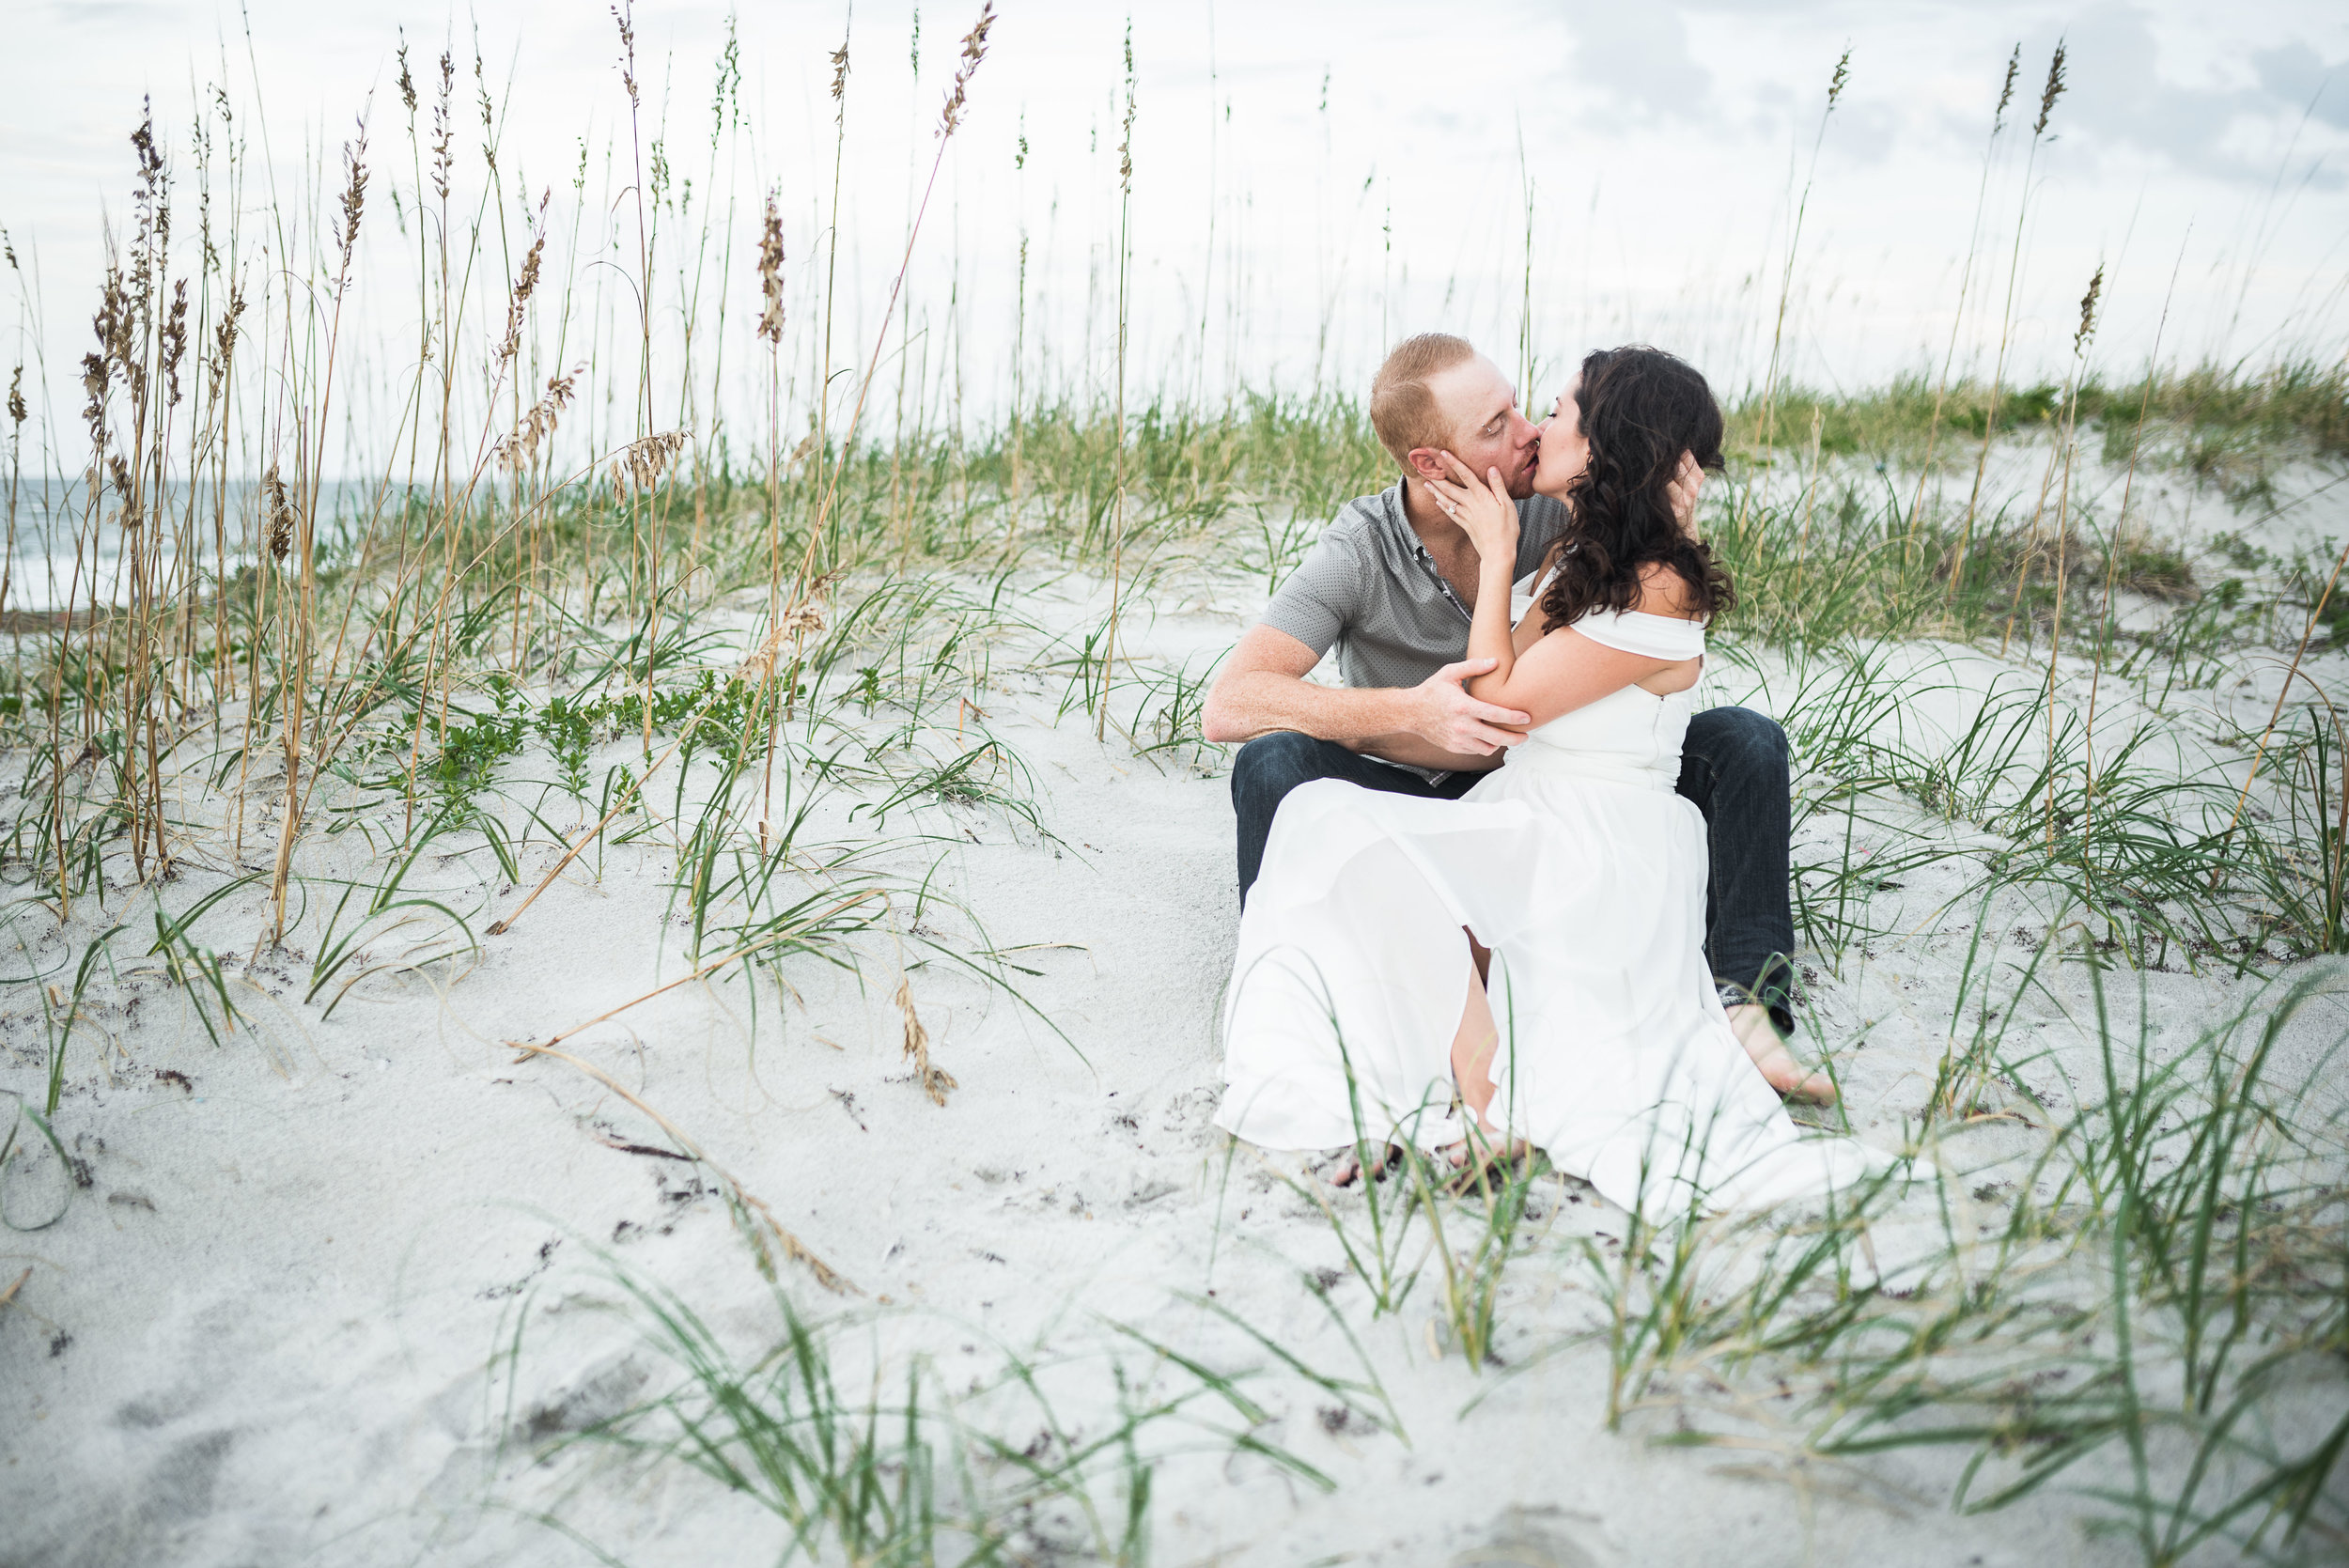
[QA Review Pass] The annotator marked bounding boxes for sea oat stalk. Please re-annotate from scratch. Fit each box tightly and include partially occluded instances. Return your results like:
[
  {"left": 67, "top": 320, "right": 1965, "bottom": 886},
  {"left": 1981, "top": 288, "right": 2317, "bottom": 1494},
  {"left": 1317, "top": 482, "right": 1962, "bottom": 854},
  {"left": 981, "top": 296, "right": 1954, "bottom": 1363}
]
[
  {"left": 1952, "top": 40, "right": 2065, "bottom": 593},
  {"left": 1098, "top": 21, "right": 1136, "bottom": 740},
  {"left": 2042, "top": 262, "right": 2102, "bottom": 849},
  {"left": 1759, "top": 52, "right": 1846, "bottom": 445},
  {"left": 271, "top": 116, "right": 367, "bottom": 938},
  {"left": 782, "top": 2, "right": 992, "bottom": 630},
  {"left": 2084, "top": 241, "right": 2186, "bottom": 878},
  {"left": 1903, "top": 44, "right": 2019, "bottom": 580},
  {"left": 755, "top": 190, "right": 787, "bottom": 848}
]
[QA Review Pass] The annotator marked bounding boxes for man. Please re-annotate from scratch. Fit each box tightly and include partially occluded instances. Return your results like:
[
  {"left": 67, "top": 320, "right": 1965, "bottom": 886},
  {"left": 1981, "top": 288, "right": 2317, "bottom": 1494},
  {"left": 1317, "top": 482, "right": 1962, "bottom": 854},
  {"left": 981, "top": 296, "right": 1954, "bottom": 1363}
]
[{"left": 1200, "top": 333, "right": 1828, "bottom": 1101}]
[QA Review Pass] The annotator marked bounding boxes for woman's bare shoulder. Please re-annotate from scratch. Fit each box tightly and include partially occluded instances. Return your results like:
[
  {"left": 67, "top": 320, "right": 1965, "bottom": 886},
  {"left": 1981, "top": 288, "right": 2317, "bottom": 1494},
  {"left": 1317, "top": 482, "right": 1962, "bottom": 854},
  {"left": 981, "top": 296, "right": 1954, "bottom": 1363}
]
[{"left": 1633, "top": 562, "right": 1701, "bottom": 620}]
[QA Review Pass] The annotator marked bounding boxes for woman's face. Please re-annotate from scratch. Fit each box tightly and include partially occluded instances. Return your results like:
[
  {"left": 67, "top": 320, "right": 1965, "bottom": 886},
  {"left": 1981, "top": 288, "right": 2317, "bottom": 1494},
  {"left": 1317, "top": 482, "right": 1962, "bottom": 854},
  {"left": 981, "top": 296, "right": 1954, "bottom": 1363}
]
[{"left": 1532, "top": 378, "right": 1591, "bottom": 498}]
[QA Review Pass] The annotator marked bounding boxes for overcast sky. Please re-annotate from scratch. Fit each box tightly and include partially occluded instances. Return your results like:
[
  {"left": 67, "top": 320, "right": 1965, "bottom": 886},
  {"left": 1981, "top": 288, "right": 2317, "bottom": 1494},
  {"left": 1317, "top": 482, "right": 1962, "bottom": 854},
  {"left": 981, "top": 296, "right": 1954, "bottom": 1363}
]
[{"left": 3, "top": 0, "right": 2345, "bottom": 456}]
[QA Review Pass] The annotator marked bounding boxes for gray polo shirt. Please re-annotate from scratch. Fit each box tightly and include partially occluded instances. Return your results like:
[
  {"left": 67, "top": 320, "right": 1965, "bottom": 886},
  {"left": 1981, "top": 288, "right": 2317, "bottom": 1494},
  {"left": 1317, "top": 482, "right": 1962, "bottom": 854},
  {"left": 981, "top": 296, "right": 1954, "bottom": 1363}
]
[{"left": 1258, "top": 481, "right": 1571, "bottom": 778}]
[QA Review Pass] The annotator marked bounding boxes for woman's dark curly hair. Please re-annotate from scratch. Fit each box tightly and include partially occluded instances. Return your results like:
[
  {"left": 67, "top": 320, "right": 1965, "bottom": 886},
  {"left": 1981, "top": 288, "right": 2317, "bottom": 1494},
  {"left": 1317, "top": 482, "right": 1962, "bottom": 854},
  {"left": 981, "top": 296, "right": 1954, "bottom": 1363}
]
[{"left": 1538, "top": 346, "right": 1736, "bottom": 632}]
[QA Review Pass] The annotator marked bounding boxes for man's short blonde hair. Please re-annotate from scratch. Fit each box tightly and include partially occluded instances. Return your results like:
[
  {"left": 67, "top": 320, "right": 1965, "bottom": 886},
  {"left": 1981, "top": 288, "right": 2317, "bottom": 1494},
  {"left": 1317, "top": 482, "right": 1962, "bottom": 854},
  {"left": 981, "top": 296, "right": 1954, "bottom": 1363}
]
[{"left": 1369, "top": 333, "right": 1477, "bottom": 474}]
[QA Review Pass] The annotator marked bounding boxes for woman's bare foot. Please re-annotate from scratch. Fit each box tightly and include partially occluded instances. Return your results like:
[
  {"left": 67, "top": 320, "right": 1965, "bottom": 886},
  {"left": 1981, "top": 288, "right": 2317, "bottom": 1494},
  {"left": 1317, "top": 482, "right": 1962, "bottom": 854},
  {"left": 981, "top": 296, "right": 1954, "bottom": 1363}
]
[
  {"left": 1439, "top": 1132, "right": 1530, "bottom": 1194},
  {"left": 1330, "top": 1138, "right": 1526, "bottom": 1191},
  {"left": 1726, "top": 1002, "right": 1838, "bottom": 1105},
  {"left": 1330, "top": 1144, "right": 1401, "bottom": 1188}
]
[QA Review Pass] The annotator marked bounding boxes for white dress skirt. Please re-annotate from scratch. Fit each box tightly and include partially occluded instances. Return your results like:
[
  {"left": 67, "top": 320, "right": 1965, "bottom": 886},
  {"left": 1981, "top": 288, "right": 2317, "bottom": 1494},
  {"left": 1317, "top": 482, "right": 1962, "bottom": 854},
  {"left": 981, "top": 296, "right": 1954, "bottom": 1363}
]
[{"left": 1215, "top": 609, "right": 1886, "bottom": 1219}]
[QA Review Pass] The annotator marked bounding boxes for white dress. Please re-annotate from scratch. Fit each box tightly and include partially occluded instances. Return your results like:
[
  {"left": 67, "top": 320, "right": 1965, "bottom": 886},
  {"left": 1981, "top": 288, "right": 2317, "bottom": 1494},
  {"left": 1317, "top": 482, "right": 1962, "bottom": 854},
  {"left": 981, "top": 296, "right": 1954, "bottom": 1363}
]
[{"left": 1216, "top": 608, "right": 1883, "bottom": 1218}]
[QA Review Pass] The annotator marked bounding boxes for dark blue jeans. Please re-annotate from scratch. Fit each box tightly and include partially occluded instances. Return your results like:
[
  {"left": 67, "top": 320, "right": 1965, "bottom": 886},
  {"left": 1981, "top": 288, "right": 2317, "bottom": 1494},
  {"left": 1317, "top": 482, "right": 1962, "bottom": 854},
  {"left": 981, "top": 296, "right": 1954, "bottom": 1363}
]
[{"left": 1228, "top": 708, "right": 1798, "bottom": 1031}]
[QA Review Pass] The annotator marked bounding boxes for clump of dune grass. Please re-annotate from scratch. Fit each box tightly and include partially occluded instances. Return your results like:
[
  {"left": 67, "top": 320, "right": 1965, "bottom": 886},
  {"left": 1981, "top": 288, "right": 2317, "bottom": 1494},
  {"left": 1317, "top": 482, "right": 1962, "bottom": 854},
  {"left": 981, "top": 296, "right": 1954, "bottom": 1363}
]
[
  {"left": 1553, "top": 960, "right": 2348, "bottom": 1565},
  {"left": 510, "top": 1241, "right": 1359, "bottom": 1565},
  {"left": 1727, "top": 359, "right": 2349, "bottom": 489}
]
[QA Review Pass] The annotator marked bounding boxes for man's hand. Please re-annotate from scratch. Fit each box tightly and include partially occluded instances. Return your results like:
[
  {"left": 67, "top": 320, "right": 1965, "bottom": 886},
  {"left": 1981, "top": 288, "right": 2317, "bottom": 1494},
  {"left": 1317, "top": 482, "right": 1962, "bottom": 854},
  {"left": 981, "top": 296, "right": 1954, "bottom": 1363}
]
[
  {"left": 1411, "top": 658, "right": 1532, "bottom": 755},
  {"left": 1669, "top": 452, "right": 1706, "bottom": 540},
  {"left": 1201, "top": 626, "right": 1528, "bottom": 757}
]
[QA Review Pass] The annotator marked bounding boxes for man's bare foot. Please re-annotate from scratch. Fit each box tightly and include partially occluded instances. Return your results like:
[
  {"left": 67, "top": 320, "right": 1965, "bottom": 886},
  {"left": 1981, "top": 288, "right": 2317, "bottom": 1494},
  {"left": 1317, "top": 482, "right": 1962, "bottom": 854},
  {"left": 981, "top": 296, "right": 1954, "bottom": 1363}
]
[{"left": 1726, "top": 1002, "right": 1838, "bottom": 1106}]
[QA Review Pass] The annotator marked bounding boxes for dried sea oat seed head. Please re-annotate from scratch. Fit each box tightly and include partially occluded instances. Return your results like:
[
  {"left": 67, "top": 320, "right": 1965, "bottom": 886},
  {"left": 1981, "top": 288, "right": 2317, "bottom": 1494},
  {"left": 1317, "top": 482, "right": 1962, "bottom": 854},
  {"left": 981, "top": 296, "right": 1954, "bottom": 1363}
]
[
  {"left": 896, "top": 980, "right": 957, "bottom": 1106},
  {"left": 610, "top": 429, "right": 689, "bottom": 496},
  {"left": 1995, "top": 43, "right": 2020, "bottom": 132},
  {"left": 937, "top": 2, "right": 995, "bottom": 140},
  {"left": 756, "top": 194, "right": 786, "bottom": 345},
  {"left": 263, "top": 465, "right": 296, "bottom": 562},
  {"left": 2074, "top": 264, "right": 2104, "bottom": 357},
  {"left": 2035, "top": 42, "right": 2067, "bottom": 138}
]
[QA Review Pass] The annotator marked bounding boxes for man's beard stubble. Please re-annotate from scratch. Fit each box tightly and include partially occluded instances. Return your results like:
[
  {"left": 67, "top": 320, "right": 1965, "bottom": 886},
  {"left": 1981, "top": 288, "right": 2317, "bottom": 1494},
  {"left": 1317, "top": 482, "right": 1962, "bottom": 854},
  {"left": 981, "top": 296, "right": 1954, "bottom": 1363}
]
[{"left": 1506, "top": 445, "right": 1540, "bottom": 501}]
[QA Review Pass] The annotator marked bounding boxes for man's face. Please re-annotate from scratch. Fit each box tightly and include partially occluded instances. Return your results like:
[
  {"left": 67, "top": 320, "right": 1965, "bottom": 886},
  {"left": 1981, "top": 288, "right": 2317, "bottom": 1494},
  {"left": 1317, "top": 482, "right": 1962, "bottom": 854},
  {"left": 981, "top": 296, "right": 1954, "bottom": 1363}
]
[{"left": 1412, "top": 354, "right": 1543, "bottom": 500}]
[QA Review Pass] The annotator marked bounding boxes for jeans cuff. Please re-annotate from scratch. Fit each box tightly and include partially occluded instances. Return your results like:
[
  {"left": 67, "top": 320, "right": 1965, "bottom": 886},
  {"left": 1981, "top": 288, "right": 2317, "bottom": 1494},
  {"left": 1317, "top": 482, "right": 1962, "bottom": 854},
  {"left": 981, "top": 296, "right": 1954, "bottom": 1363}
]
[{"left": 1715, "top": 980, "right": 1796, "bottom": 1041}]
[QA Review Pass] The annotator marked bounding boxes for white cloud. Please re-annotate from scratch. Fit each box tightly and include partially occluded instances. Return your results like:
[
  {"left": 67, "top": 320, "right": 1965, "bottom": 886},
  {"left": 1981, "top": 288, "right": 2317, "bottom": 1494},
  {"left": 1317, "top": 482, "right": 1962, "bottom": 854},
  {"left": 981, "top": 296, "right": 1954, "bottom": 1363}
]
[{"left": 1562, "top": 0, "right": 1717, "bottom": 124}]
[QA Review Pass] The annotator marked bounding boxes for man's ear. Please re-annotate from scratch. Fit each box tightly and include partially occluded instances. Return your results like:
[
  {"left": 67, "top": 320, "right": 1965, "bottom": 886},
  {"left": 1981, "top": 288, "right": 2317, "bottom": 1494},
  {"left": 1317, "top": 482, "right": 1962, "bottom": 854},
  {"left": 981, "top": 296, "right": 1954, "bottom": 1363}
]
[{"left": 1405, "top": 448, "right": 1446, "bottom": 486}]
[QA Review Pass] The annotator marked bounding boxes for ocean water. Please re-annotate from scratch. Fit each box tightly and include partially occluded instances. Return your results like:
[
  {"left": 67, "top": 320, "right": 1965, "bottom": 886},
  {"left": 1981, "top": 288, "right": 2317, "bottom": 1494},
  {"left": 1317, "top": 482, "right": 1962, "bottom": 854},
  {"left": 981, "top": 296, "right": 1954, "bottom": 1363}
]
[{"left": 2, "top": 480, "right": 383, "bottom": 613}]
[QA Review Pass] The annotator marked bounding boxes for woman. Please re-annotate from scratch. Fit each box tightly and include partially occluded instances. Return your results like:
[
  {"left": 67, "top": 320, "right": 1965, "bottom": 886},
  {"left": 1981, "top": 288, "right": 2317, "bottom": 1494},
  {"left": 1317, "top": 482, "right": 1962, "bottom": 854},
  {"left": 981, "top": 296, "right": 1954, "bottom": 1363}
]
[{"left": 1215, "top": 347, "right": 1881, "bottom": 1217}]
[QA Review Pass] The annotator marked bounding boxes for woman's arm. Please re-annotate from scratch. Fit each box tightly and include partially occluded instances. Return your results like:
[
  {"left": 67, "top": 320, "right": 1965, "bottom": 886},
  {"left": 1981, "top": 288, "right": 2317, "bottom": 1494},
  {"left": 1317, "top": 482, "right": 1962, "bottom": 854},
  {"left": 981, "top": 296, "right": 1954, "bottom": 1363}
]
[
  {"left": 1510, "top": 581, "right": 1554, "bottom": 656},
  {"left": 1461, "top": 477, "right": 1527, "bottom": 703},
  {"left": 1428, "top": 455, "right": 1698, "bottom": 728},
  {"left": 1464, "top": 626, "right": 1673, "bottom": 728}
]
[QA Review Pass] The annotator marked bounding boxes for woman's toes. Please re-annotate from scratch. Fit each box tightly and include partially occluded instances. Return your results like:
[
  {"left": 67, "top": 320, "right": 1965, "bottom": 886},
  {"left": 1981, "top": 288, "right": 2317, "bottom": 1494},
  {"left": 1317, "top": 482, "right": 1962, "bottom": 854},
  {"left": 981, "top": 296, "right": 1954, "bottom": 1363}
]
[{"left": 1330, "top": 1144, "right": 1402, "bottom": 1187}]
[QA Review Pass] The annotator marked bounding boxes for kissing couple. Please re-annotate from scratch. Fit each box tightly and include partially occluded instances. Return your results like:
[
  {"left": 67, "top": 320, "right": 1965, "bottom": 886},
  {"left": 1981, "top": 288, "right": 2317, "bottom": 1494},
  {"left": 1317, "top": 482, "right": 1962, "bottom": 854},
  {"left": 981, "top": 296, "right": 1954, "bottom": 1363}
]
[{"left": 1201, "top": 335, "right": 1884, "bottom": 1215}]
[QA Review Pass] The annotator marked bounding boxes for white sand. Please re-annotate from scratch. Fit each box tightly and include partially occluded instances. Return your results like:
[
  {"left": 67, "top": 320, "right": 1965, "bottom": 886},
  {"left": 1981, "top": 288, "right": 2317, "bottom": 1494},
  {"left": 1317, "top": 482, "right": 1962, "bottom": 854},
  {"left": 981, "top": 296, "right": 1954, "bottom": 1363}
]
[{"left": 7, "top": 463, "right": 2349, "bottom": 1566}]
